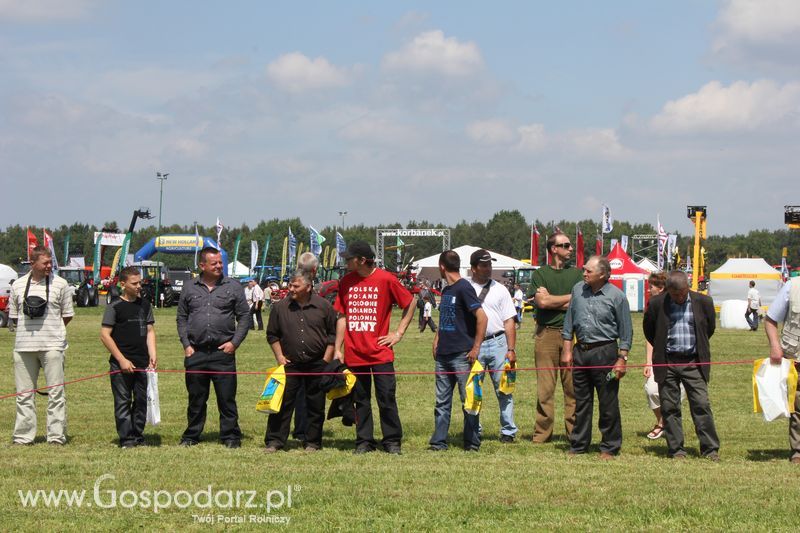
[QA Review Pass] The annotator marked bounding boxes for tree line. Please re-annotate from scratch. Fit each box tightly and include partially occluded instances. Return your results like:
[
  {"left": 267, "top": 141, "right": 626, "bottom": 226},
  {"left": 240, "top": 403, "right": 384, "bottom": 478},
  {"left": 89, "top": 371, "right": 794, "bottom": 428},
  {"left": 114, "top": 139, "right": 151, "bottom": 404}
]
[{"left": 2, "top": 210, "right": 798, "bottom": 273}]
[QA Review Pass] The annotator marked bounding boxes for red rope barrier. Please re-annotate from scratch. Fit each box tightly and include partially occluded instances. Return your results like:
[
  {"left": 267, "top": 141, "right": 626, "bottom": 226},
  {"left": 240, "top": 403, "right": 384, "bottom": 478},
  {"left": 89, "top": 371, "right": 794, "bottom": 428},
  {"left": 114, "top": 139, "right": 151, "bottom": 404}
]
[{"left": 0, "top": 359, "right": 759, "bottom": 400}]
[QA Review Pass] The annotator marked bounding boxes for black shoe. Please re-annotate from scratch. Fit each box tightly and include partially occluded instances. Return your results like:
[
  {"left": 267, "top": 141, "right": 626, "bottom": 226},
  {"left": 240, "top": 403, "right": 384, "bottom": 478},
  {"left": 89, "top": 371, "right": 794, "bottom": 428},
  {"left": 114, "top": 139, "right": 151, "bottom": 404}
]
[
  {"left": 223, "top": 440, "right": 241, "bottom": 449},
  {"left": 179, "top": 439, "right": 199, "bottom": 447},
  {"left": 428, "top": 445, "right": 447, "bottom": 452},
  {"left": 353, "top": 445, "right": 375, "bottom": 455},
  {"left": 464, "top": 445, "right": 480, "bottom": 452},
  {"left": 383, "top": 444, "right": 402, "bottom": 455},
  {"left": 499, "top": 435, "right": 515, "bottom": 444},
  {"left": 120, "top": 442, "right": 137, "bottom": 449}
]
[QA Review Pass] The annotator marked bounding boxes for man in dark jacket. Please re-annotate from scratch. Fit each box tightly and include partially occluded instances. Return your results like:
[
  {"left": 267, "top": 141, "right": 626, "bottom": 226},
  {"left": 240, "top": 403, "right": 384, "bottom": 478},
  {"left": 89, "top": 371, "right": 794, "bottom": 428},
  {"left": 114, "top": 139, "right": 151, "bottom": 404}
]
[{"left": 643, "top": 271, "right": 720, "bottom": 460}]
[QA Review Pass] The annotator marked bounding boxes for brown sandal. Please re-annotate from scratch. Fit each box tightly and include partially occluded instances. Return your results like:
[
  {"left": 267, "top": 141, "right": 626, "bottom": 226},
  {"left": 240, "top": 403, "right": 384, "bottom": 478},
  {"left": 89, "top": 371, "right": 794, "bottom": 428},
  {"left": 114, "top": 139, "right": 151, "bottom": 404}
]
[{"left": 647, "top": 424, "right": 663, "bottom": 440}]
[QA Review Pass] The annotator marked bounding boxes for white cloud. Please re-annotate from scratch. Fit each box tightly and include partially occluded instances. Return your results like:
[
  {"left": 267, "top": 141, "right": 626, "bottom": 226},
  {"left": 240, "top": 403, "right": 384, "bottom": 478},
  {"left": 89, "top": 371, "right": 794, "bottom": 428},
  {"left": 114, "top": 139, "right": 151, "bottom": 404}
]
[
  {"left": 266, "top": 52, "right": 349, "bottom": 92},
  {"left": 466, "top": 119, "right": 516, "bottom": 145},
  {"left": 515, "top": 124, "right": 547, "bottom": 152},
  {"left": 382, "top": 30, "right": 484, "bottom": 77},
  {"left": 712, "top": 0, "right": 800, "bottom": 69},
  {"left": 338, "top": 115, "right": 420, "bottom": 145},
  {"left": 0, "top": 0, "right": 95, "bottom": 21},
  {"left": 561, "top": 128, "right": 629, "bottom": 159},
  {"left": 715, "top": 0, "right": 800, "bottom": 47},
  {"left": 649, "top": 80, "right": 800, "bottom": 133}
]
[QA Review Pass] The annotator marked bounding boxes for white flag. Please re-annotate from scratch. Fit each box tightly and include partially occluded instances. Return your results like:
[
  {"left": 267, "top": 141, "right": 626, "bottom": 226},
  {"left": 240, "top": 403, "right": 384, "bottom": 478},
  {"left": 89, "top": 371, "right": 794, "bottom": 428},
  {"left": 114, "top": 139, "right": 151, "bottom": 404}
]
[
  {"left": 620, "top": 235, "right": 629, "bottom": 253},
  {"left": 250, "top": 240, "right": 258, "bottom": 274},
  {"left": 215, "top": 217, "right": 224, "bottom": 249},
  {"left": 602, "top": 205, "right": 613, "bottom": 233}
]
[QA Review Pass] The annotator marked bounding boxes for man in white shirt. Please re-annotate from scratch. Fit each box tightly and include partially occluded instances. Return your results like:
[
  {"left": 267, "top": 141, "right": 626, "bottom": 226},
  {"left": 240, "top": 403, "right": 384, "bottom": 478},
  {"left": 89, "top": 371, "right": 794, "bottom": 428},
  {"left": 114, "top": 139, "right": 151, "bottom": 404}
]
[
  {"left": 469, "top": 249, "right": 519, "bottom": 443},
  {"left": 513, "top": 283, "right": 524, "bottom": 327},
  {"left": 8, "top": 246, "right": 74, "bottom": 445},
  {"left": 245, "top": 279, "right": 265, "bottom": 331},
  {"left": 745, "top": 280, "right": 761, "bottom": 331}
]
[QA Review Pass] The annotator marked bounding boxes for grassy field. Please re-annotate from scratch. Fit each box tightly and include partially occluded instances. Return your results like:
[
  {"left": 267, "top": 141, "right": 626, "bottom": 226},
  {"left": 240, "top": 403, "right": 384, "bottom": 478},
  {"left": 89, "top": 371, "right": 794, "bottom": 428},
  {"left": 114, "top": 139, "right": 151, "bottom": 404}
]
[{"left": 1, "top": 305, "right": 798, "bottom": 531}]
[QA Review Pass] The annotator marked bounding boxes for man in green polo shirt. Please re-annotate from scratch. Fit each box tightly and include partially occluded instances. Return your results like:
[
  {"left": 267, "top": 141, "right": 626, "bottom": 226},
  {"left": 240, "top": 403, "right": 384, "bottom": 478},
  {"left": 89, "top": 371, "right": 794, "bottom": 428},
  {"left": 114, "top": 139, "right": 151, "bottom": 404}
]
[{"left": 528, "top": 232, "right": 582, "bottom": 443}]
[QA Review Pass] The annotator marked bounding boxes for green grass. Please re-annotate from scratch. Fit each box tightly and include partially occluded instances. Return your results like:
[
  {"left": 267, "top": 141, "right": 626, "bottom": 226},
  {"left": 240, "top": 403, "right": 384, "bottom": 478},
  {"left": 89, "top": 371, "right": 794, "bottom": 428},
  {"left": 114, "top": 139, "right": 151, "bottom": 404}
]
[{"left": 1, "top": 307, "right": 798, "bottom": 531}]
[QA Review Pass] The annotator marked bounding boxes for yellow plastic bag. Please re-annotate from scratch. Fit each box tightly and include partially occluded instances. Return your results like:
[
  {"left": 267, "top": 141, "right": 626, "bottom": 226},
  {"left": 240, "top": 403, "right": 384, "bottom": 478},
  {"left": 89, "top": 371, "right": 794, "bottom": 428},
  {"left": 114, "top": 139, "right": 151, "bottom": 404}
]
[
  {"left": 752, "top": 358, "right": 798, "bottom": 420},
  {"left": 256, "top": 365, "right": 286, "bottom": 414},
  {"left": 463, "top": 360, "right": 484, "bottom": 415},
  {"left": 327, "top": 369, "right": 357, "bottom": 400},
  {"left": 499, "top": 358, "right": 516, "bottom": 395}
]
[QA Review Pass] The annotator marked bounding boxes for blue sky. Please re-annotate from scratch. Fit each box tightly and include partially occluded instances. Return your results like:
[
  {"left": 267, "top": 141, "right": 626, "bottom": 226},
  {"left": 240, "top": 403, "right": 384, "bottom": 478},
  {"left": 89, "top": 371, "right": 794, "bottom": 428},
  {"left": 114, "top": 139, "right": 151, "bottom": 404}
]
[{"left": 1, "top": 1, "right": 798, "bottom": 235}]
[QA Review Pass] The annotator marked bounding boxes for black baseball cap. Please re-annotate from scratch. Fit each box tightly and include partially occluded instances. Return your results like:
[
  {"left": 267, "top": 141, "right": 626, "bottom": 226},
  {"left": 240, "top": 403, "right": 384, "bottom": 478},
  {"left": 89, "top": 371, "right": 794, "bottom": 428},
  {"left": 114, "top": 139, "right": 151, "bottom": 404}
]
[
  {"left": 341, "top": 240, "right": 375, "bottom": 260},
  {"left": 470, "top": 248, "right": 496, "bottom": 266}
]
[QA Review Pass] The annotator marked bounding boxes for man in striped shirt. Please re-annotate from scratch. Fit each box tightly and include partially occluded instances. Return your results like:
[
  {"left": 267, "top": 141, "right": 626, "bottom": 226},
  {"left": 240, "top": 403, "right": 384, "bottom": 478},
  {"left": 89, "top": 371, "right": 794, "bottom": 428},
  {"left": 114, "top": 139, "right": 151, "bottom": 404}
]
[{"left": 8, "top": 246, "right": 74, "bottom": 445}]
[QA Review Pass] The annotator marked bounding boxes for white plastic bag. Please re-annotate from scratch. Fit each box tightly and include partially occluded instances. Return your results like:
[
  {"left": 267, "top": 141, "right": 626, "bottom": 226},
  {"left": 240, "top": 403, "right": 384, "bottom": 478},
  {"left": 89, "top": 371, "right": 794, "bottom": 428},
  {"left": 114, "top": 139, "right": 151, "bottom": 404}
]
[
  {"left": 754, "top": 359, "right": 792, "bottom": 421},
  {"left": 146, "top": 369, "right": 161, "bottom": 426}
]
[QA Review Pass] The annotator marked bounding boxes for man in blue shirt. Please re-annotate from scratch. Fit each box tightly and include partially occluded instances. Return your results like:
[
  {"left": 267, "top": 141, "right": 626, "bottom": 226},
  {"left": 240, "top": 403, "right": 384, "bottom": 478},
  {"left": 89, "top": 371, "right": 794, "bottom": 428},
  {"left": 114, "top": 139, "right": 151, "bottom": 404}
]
[
  {"left": 562, "top": 256, "right": 632, "bottom": 459},
  {"left": 643, "top": 270, "right": 720, "bottom": 461},
  {"left": 429, "top": 250, "right": 488, "bottom": 452}
]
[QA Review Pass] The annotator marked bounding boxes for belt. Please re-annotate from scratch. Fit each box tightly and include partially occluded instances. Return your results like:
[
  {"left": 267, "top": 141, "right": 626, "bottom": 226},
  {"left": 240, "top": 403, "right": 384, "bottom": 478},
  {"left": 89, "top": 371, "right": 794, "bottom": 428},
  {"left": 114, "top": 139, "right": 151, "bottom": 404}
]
[
  {"left": 666, "top": 351, "right": 698, "bottom": 359},
  {"left": 576, "top": 339, "right": 616, "bottom": 351},
  {"left": 484, "top": 331, "right": 505, "bottom": 341}
]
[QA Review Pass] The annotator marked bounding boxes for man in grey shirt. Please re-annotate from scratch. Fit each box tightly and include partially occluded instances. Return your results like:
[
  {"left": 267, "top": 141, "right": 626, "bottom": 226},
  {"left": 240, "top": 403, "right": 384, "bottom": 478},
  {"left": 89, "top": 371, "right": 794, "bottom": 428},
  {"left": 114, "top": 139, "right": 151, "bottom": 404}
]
[
  {"left": 177, "top": 247, "right": 251, "bottom": 448},
  {"left": 562, "top": 255, "right": 632, "bottom": 459}
]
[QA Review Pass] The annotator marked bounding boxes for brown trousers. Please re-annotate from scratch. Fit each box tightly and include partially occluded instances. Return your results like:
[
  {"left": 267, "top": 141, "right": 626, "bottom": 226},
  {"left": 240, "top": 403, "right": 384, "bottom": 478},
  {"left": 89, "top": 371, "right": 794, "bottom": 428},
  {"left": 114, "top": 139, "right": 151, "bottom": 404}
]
[{"left": 533, "top": 326, "right": 576, "bottom": 442}]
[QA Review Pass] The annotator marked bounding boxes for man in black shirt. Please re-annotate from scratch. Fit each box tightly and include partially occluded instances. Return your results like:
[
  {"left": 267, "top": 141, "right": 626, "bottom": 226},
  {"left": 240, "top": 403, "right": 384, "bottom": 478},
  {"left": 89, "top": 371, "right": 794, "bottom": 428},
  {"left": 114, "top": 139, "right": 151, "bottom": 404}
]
[
  {"left": 264, "top": 270, "right": 336, "bottom": 452},
  {"left": 100, "top": 266, "right": 157, "bottom": 448},
  {"left": 176, "top": 247, "right": 251, "bottom": 448}
]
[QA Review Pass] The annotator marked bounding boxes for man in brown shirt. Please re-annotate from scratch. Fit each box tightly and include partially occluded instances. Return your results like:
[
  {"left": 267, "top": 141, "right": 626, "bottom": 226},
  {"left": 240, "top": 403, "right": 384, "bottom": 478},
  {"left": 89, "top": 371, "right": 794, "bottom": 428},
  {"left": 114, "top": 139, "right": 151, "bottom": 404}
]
[{"left": 264, "top": 270, "right": 337, "bottom": 452}]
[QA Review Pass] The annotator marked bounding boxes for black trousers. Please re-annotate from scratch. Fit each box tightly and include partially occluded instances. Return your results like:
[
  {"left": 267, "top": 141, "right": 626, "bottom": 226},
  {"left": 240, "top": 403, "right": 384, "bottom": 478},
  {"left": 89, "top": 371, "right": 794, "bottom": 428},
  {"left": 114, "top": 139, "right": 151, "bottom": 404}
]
[
  {"left": 353, "top": 362, "right": 402, "bottom": 449},
  {"left": 265, "top": 360, "right": 326, "bottom": 449},
  {"left": 292, "top": 383, "right": 308, "bottom": 440},
  {"left": 250, "top": 304, "right": 264, "bottom": 330},
  {"left": 659, "top": 358, "right": 720, "bottom": 457},
  {"left": 109, "top": 359, "right": 148, "bottom": 446},
  {"left": 182, "top": 348, "right": 241, "bottom": 444},
  {"left": 420, "top": 317, "right": 437, "bottom": 333},
  {"left": 569, "top": 343, "right": 622, "bottom": 455}
]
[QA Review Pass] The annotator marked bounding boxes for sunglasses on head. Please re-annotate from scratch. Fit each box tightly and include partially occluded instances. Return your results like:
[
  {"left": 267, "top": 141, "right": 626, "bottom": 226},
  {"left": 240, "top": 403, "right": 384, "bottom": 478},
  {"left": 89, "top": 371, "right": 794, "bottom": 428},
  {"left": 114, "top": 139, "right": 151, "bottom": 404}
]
[{"left": 553, "top": 243, "right": 572, "bottom": 249}]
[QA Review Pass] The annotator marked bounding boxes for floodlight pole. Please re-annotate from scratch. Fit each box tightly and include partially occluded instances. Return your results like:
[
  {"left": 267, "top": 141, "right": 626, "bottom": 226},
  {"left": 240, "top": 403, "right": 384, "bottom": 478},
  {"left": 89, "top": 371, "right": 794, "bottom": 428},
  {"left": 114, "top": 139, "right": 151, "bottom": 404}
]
[
  {"left": 338, "top": 210, "right": 348, "bottom": 230},
  {"left": 156, "top": 172, "right": 169, "bottom": 231}
]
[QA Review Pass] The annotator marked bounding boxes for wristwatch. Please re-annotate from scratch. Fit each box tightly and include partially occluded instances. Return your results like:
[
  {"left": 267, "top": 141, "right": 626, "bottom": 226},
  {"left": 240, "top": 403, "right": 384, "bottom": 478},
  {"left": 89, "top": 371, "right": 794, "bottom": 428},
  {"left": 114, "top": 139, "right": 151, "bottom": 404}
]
[
  {"left": 507, "top": 348, "right": 516, "bottom": 352},
  {"left": 617, "top": 354, "right": 628, "bottom": 362}
]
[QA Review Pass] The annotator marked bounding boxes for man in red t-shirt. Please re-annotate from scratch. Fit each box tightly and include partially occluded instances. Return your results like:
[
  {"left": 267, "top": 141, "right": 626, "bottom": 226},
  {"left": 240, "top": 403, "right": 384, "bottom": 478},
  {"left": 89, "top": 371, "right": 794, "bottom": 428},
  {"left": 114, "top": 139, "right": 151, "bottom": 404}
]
[{"left": 334, "top": 241, "right": 416, "bottom": 454}]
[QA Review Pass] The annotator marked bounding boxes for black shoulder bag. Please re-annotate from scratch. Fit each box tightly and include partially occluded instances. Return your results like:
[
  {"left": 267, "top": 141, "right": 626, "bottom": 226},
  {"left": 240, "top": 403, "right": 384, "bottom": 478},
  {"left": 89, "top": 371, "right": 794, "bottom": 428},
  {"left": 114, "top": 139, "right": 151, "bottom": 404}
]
[{"left": 23, "top": 274, "right": 49, "bottom": 319}]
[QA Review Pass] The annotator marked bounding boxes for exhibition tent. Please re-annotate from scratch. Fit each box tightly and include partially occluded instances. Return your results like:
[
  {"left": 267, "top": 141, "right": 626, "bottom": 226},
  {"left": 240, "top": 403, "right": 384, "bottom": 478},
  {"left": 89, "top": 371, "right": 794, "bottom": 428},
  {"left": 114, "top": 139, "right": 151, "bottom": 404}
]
[
  {"left": 413, "top": 245, "right": 529, "bottom": 282},
  {"left": 0, "top": 264, "right": 17, "bottom": 295},
  {"left": 227, "top": 261, "right": 251, "bottom": 277},
  {"left": 607, "top": 243, "right": 650, "bottom": 311},
  {"left": 709, "top": 258, "right": 781, "bottom": 308},
  {"left": 636, "top": 257, "right": 660, "bottom": 273}
]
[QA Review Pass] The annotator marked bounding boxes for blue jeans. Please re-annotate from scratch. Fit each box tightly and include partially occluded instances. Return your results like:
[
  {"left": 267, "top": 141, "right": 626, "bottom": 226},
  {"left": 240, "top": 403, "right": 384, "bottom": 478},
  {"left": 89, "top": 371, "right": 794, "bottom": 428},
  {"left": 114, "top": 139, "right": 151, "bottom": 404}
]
[
  {"left": 430, "top": 352, "right": 481, "bottom": 450},
  {"left": 478, "top": 334, "right": 517, "bottom": 438}
]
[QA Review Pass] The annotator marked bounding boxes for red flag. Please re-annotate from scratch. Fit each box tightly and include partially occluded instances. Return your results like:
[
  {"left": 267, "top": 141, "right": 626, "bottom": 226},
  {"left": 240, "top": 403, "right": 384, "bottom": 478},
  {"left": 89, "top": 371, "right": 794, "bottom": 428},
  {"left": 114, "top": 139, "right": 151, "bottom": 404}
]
[
  {"left": 595, "top": 236, "right": 602, "bottom": 256},
  {"left": 576, "top": 227, "right": 585, "bottom": 269},
  {"left": 545, "top": 234, "right": 550, "bottom": 266},
  {"left": 530, "top": 224, "right": 539, "bottom": 266},
  {"left": 27, "top": 228, "right": 39, "bottom": 261}
]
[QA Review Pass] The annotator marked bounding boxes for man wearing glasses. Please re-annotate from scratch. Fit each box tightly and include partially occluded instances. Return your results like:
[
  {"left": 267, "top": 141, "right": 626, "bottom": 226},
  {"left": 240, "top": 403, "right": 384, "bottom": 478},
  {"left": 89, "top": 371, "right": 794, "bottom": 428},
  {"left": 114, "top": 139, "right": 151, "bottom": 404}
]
[{"left": 528, "top": 232, "right": 582, "bottom": 444}]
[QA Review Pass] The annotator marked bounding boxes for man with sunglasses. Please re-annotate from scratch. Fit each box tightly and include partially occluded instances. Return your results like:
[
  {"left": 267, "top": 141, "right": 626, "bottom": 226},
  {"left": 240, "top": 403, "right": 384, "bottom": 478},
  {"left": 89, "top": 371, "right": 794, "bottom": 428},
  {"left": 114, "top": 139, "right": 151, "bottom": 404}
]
[{"left": 528, "top": 232, "right": 582, "bottom": 444}]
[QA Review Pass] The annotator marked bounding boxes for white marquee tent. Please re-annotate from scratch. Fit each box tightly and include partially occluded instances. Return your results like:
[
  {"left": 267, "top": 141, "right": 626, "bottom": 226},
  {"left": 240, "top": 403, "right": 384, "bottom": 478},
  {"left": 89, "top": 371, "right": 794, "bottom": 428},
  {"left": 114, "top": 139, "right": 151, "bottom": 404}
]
[
  {"left": 227, "top": 261, "right": 251, "bottom": 277},
  {"left": 413, "top": 245, "right": 530, "bottom": 282},
  {"left": 709, "top": 258, "right": 782, "bottom": 309},
  {"left": 636, "top": 258, "right": 660, "bottom": 273},
  {"left": 0, "top": 264, "right": 17, "bottom": 296}
]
